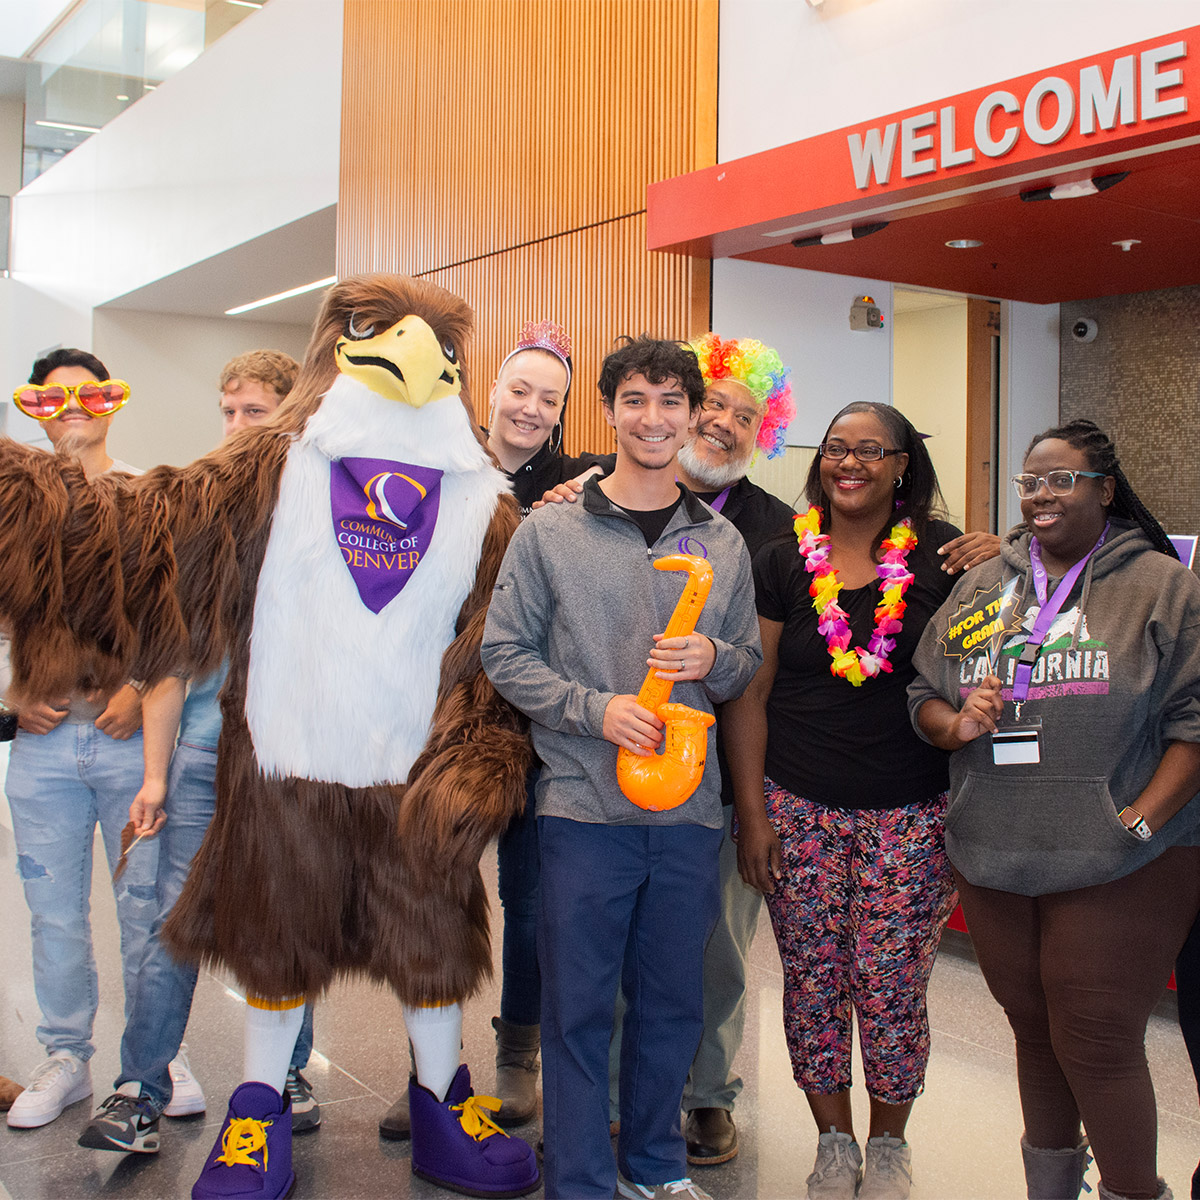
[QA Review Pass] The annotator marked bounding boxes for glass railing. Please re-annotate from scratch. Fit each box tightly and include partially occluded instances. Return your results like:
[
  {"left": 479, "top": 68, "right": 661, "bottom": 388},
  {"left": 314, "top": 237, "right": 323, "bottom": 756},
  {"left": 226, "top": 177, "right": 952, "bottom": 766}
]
[{"left": 20, "top": 0, "right": 268, "bottom": 187}]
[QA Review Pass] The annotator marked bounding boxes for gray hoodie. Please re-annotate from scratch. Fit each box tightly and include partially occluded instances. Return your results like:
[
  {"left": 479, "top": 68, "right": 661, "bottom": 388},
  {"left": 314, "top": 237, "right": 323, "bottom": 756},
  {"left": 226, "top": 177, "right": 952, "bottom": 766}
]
[
  {"left": 908, "top": 521, "right": 1200, "bottom": 895},
  {"left": 481, "top": 478, "right": 762, "bottom": 828}
]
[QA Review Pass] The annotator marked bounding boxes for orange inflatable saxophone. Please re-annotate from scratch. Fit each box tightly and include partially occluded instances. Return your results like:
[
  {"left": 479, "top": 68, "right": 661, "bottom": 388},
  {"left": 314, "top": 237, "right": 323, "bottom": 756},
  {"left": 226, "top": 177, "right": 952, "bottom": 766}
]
[{"left": 617, "top": 554, "right": 716, "bottom": 812}]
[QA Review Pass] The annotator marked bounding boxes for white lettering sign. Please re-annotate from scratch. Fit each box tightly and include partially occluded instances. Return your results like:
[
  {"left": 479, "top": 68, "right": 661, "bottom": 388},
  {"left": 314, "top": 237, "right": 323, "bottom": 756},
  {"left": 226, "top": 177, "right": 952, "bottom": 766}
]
[{"left": 847, "top": 39, "right": 1188, "bottom": 189}]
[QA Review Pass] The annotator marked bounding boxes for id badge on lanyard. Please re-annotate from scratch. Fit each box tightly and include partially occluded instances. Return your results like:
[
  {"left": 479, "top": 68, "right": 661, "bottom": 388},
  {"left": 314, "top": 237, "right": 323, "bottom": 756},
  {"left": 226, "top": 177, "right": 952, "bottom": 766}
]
[{"left": 989, "top": 524, "right": 1108, "bottom": 766}]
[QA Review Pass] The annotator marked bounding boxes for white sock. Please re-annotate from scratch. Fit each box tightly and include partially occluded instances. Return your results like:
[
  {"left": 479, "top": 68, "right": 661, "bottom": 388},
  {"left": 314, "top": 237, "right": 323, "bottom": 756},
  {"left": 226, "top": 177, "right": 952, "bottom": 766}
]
[
  {"left": 243, "top": 997, "right": 305, "bottom": 1096},
  {"left": 403, "top": 1002, "right": 462, "bottom": 1102}
]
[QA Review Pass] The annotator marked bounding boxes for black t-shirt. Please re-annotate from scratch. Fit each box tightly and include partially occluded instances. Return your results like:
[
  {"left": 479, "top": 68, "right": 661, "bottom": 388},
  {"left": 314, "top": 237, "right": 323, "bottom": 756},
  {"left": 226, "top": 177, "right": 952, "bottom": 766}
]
[
  {"left": 616, "top": 495, "right": 683, "bottom": 546},
  {"left": 503, "top": 439, "right": 610, "bottom": 519},
  {"left": 753, "top": 517, "right": 960, "bottom": 809}
]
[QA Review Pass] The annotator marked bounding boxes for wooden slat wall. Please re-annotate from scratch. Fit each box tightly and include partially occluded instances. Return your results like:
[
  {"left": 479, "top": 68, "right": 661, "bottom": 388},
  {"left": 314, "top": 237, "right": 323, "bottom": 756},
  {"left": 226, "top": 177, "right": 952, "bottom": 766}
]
[{"left": 337, "top": 0, "right": 717, "bottom": 456}]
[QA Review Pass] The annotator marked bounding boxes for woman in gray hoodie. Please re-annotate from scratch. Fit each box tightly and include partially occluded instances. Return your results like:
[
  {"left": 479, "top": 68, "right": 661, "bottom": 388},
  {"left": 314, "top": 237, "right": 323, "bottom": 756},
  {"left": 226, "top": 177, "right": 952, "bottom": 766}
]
[{"left": 909, "top": 420, "right": 1200, "bottom": 1200}]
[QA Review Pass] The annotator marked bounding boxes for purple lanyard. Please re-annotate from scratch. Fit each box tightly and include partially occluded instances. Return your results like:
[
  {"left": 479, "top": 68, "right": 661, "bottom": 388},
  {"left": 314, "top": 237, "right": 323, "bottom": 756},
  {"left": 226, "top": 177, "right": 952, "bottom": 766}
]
[
  {"left": 1011, "top": 523, "right": 1109, "bottom": 705},
  {"left": 709, "top": 487, "right": 731, "bottom": 513}
]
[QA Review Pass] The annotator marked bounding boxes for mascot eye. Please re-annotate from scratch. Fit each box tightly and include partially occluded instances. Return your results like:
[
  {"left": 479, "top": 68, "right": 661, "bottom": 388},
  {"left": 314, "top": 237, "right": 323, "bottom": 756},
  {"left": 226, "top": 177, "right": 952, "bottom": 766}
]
[
  {"left": 347, "top": 313, "right": 375, "bottom": 340},
  {"left": 442, "top": 340, "right": 458, "bottom": 365}
]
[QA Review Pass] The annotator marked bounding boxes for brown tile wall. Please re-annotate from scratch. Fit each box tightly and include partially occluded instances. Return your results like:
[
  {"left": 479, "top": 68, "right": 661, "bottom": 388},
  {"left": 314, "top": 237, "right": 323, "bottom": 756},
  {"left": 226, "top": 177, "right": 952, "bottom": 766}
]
[{"left": 1060, "top": 285, "right": 1200, "bottom": 536}]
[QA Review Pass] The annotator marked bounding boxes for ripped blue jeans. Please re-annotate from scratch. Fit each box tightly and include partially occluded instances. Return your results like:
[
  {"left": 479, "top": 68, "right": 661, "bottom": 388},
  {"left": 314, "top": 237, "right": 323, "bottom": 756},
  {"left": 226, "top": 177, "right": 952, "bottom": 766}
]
[{"left": 6, "top": 723, "right": 158, "bottom": 1062}]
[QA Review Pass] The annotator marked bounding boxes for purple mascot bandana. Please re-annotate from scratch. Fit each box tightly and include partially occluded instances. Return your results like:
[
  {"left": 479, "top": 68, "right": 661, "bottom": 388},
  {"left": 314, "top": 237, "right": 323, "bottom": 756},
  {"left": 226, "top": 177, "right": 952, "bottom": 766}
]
[{"left": 330, "top": 457, "right": 443, "bottom": 613}]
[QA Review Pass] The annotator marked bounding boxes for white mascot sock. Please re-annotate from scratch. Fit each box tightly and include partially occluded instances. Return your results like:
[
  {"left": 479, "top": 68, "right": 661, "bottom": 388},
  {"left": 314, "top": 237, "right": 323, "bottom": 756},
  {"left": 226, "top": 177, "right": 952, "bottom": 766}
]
[
  {"left": 404, "top": 1002, "right": 463, "bottom": 1102},
  {"left": 243, "top": 996, "right": 306, "bottom": 1097}
]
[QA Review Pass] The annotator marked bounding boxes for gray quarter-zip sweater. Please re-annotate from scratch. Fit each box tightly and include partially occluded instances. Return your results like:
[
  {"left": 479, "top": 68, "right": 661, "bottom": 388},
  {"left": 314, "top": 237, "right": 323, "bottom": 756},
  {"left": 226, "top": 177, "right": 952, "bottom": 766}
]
[
  {"left": 481, "top": 477, "right": 762, "bottom": 828},
  {"left": 908, "top": 520, "right": 1200, "bottom": 895}
]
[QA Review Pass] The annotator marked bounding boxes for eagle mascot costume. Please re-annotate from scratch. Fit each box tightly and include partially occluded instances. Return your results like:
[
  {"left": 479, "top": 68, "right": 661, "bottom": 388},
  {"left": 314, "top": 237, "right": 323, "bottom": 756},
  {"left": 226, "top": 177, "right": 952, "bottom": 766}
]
[{"left": 0, "top": 275, "right": 539, "bottom": 1200}]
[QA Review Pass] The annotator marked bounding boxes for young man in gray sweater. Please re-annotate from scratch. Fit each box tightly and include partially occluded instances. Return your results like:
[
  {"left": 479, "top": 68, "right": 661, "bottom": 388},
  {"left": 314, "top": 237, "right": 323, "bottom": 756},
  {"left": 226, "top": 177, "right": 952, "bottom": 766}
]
[{"left": 481, "top": 336, "right": 761, "bottom": 1200}]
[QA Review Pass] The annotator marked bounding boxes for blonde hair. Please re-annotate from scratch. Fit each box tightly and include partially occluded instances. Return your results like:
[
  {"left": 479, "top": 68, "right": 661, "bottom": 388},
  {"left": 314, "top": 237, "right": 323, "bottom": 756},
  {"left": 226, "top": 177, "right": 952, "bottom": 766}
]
[{"left": 219, "top": 350, "right": 300, "bottom": 400}]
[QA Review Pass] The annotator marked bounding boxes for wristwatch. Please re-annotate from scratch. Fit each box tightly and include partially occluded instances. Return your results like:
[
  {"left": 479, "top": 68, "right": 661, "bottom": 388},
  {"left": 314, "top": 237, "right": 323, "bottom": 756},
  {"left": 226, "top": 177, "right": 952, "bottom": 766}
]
[{"left": 1117, "top": 806, "right": 1153, "bottom": 841}]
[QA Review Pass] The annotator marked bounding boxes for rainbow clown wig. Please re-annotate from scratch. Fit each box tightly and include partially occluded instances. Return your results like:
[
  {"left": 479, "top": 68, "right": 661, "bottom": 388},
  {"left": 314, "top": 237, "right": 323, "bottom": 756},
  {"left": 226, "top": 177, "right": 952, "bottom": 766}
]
[{"left": 691, "top": 332, "right": 796, "bottom": 460}]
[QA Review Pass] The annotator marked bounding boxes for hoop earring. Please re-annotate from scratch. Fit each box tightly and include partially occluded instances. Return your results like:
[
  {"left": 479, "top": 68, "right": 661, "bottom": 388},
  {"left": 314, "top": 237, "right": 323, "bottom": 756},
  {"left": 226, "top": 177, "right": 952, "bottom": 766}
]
[
  {"left": 894, "top": 475, "right": 903, "bottom": 488},
  {"left": 548, "top": 423, "right": 563, "bottom": 454}
]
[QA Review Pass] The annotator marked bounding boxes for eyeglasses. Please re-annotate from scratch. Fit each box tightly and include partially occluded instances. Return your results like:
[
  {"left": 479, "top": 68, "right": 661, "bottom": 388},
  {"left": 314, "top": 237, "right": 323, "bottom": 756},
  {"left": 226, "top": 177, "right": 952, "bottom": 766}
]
[
  {"left": 1010, "top": 469, "right": 1106, "bottom": 499},
  {"left": 12, "top": 380, "right": 131, "bottom": 422},
  {"left": 818, "top": 442, "right": 902, "bottom": 463}
]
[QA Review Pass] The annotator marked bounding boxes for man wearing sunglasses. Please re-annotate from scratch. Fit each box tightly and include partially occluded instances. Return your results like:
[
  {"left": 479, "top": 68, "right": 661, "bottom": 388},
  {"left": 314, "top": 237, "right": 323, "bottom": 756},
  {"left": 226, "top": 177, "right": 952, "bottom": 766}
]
[
  {"left": 5, "top": 348, "right": 159, "bottom": 1132},
  {"left": 11, "top": 349, "right": 137, "bottom": 480}
]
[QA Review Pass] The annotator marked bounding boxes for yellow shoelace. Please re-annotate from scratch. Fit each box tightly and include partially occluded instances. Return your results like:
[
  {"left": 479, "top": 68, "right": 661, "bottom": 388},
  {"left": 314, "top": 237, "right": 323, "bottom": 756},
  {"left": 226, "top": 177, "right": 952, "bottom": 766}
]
[
  {"left": 451, "top": 1093, "right": 507, "bottom": 1142},
  {"left": 215, "top": 1117, "right": 273, "bottom": 1169}
]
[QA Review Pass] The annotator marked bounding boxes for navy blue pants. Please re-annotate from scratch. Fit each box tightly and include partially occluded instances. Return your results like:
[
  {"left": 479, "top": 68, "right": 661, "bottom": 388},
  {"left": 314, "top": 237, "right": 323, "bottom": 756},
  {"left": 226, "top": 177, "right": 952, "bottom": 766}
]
[
  {"left": 496, "top": 770, "right": 540, "bottom": 1025},
  {"left": 538, "top": 816, "right": 722, "bottom": 1199}
]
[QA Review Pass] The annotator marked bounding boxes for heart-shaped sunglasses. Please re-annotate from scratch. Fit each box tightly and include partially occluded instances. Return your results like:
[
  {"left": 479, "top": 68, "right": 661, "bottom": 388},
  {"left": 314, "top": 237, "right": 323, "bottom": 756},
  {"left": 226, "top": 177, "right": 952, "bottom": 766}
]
[{"left": 12, "top": 380, "right": 131, "bottom": 421}]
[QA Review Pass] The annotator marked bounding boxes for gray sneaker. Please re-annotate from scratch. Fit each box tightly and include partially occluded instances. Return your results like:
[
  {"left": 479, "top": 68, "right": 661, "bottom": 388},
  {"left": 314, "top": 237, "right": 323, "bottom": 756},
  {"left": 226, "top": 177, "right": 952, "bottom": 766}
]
[
  {"left": 806, "top": 1128, "right": 862, "bottom": 1200},
  {"left": 616, "top": 1174, "right": 714, "bottom": 1200},
  {"left": 284, "top": 1067, "right": 321, "bottom": 1132},
  {"left": 858, "top": 1135, "right": 912, "bottom": 1199}
]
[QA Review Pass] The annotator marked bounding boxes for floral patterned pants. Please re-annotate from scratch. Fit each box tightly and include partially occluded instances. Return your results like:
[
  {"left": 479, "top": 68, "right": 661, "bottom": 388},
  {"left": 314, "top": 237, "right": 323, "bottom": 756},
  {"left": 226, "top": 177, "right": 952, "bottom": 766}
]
[{"left": 762, "top": 778, "right": 956, "bottom": 1104}]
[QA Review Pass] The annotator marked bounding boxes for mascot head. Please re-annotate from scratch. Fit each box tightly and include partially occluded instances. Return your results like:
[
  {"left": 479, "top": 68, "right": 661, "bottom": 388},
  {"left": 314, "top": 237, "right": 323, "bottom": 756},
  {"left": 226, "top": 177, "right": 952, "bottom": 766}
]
[{"left": 275, "top": 274, "right": 476, "bottom": 433}]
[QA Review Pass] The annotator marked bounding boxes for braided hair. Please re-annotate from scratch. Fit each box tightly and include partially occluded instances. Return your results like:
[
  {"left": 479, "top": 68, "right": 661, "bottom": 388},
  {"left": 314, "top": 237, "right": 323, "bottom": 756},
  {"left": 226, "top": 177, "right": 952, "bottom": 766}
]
[{"left": 1026, "top": 419, "right": 1177, "bottom": 558}]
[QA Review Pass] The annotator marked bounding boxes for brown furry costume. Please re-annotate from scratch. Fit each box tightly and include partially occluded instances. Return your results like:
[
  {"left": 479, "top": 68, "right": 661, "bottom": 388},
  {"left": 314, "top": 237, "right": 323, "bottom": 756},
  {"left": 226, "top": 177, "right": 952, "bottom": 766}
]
[{"left": 0, "top": 275, "right": 530, "bottom": 1006}]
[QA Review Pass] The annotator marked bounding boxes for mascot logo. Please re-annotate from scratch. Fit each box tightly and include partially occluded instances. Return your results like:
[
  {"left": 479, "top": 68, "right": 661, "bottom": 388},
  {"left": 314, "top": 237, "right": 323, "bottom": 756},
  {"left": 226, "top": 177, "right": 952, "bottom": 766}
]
[
  {"left": 330, "top": 457, "right": 444, "bottom": 613},
  {"left": 364, "top": 471, "right": 427, "bottom": 529}
]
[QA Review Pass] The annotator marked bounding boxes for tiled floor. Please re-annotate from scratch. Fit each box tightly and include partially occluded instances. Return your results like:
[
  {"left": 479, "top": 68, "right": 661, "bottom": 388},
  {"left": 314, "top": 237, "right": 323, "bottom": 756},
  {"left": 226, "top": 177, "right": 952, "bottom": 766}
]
[{"left": 0, "top": 741, "right": 1196, "bottom": 1199}]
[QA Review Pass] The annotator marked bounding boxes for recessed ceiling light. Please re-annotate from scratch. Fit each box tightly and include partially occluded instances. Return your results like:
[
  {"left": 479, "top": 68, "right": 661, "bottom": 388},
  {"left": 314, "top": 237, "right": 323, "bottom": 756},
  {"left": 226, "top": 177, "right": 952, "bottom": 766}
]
[
  {"left": 35, "top": 119, "right": 101, "bottom": 134},
  {"left": 945, "top": 238, "right": 983, "bottom": 249},
  {"left": 226, "top": 275, "right": 337, "bottom": 316},
  {"left": 116, "top": 94, "right": 129, "bottom": 101},
  {"left": 1113, "top": 239, "right": 1141, "bottom": 252}
]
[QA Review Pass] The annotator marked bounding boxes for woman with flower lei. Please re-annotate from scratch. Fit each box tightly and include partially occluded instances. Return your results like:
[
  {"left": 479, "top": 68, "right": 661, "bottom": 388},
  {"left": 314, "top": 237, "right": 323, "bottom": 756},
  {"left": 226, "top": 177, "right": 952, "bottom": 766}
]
[{"left": 725, "top": 401, "right": 999, "bottom": 1200}]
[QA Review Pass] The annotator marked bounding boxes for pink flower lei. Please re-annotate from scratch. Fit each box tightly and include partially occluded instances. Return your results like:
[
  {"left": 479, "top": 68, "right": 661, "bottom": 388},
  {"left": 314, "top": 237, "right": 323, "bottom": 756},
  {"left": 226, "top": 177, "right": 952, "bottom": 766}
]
[{"left": 794, "top": 505, "right": 918, "bottom": 686}]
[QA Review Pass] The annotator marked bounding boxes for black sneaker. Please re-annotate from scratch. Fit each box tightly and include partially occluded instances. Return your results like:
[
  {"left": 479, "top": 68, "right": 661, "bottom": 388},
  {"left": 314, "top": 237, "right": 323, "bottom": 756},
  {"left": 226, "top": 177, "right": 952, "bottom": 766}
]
[
  {"left": 284, "top": 1067, "right": 321, "bottom": 1133},
  {"left": 78, "top": 1089, "right": 160, "bottom": 1154}
]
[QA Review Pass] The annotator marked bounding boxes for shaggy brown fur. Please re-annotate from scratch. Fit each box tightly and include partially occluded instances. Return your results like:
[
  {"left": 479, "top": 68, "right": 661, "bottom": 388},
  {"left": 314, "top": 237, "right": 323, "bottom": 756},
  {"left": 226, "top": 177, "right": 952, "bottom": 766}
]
[{"left": 0, "top": 274, "right": 530, "bottom": 1004}]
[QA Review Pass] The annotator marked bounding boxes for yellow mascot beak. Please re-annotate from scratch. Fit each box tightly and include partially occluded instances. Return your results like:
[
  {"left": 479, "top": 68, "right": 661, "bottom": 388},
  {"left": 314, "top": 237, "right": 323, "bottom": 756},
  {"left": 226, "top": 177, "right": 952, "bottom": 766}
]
[{"left": 334, "top": 314, "right": 462, "bottom": 408}]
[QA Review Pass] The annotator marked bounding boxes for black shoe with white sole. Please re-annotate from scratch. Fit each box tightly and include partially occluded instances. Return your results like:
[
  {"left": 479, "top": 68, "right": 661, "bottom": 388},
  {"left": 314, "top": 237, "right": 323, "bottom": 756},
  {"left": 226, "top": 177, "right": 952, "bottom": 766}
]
[{"left": 78, "top": 1090, "right": 160, "bottom": 1154}]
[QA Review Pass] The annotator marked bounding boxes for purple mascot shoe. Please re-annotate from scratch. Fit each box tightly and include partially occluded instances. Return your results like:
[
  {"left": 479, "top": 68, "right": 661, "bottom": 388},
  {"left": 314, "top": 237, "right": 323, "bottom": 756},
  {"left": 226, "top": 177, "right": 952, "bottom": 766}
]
[
  {"left": 192, "top": 1081, "right": 294, "bottom": 1199},
  {"left": 410, "top": 1064, "right": 539, "bottom": 1197}
]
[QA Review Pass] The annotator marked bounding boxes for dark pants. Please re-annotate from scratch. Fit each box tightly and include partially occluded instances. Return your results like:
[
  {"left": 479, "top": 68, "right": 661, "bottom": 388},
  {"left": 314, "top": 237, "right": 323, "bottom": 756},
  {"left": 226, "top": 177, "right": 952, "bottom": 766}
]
[
  {"left": 538, "top": 816, "right": 722, "bottom": 1200},
  {"left": 496, "top": 771, "right": 540, "bottom": 1026},
  {"left": 1176, "top": 909, "right": 1200, "bottom": 1199},
  {"left": 955, "top": 846, "right": 1200, "bottom": 1199}
]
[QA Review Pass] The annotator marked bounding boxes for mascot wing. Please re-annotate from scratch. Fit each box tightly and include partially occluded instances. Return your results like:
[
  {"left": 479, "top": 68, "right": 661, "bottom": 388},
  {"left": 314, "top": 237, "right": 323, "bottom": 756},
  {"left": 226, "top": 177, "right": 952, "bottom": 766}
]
[{"left": 0, "top": 425, "right": 291, "bottom": 705}]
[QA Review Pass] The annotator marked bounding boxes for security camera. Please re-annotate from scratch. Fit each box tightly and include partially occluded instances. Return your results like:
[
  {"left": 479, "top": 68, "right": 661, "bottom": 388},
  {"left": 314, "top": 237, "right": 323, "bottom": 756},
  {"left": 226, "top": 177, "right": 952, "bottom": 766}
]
[{"left": 1072, "top": 319, "right": 1098, "bottom": 344}]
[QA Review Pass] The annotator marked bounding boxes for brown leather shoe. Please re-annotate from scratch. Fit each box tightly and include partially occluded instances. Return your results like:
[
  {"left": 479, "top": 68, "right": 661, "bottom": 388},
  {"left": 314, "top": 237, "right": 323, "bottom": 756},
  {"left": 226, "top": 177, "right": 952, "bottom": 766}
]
[
  {"left": 685, "top": 1107, "right": 738, "bottom": 1165},
  {"left": 378, "top": 1081, "right": 412, "bottom": 1140},
  {"left": 0, "top": 1076, "right": 23, "bottom": 1111}
]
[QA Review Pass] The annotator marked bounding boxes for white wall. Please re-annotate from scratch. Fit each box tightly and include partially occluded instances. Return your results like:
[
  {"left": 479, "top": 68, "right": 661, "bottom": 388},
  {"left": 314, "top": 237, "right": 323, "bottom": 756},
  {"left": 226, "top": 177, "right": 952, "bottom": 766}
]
[
  {"left": 2, "top": 0, "right": 340, "bottom": 400},
  {"left": 11, "top": 0, "right": 340, "bottom": 308},
  {"left": 893, "top": 303, "right": 968, "bottom": 528},
  {"left": 719, "top": 0, "right": 1200, "bottom": 162},
  {"left": 999, "top": 300, "right": 1060, "bottom": 531},
  {"left": 0, "top": 274, "right": 96, "bottom": 446},
  {"left": 0, "top": 97, "right": 23, "bottom": 197},
  {"left": 93, "top": 308, "right": 310, "bottom": 468},
  {"left": 712, "top": 258, "right": 893, "bottom": 447}
]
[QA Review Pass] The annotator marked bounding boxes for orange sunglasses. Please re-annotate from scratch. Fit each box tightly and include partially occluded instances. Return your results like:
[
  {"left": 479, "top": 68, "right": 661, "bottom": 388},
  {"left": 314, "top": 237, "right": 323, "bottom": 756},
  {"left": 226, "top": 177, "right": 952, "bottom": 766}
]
[{"left": 12, "top": 379, "right": 131, "bottom": 422}]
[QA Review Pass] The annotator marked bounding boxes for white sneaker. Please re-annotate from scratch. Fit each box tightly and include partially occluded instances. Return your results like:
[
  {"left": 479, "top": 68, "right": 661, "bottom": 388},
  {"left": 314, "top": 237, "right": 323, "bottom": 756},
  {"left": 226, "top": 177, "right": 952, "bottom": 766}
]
[
  {"left": 617, "top": 1175, "right": 714, "bottom": 1200},
  {"left": 162, "top": 1045, "right": 205, "bottom": 1117},
  {"left": 6, "top": 1052, "right": 93, "bottom": 1128},
  {"left": 858, "top": 1135, "right": 913, "bottom": 1199},
  {"left": 806, "top": 1127, "right": 862, "bottom": 1200}
]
